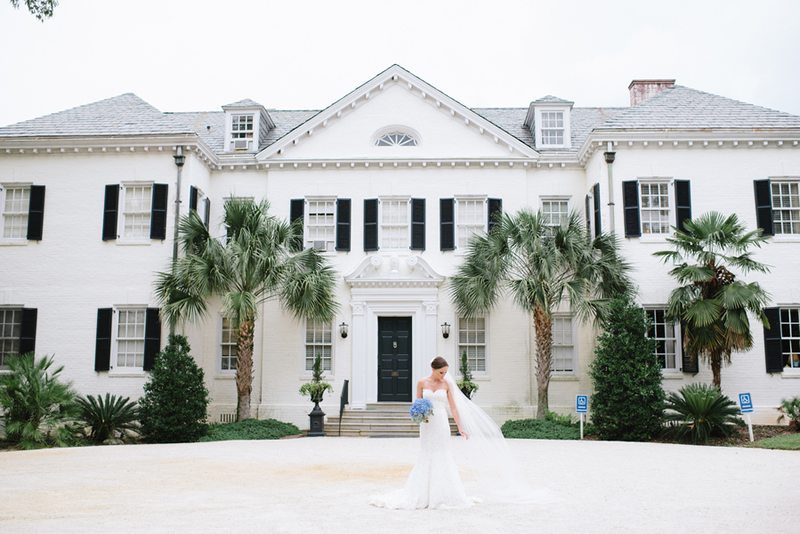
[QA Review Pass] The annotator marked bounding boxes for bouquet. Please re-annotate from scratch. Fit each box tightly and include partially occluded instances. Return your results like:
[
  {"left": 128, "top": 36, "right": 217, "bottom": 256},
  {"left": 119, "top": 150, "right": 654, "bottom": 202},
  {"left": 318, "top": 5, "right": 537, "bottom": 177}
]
[{"left": 409, "top": 398, "right": 433, "bottom": 423}]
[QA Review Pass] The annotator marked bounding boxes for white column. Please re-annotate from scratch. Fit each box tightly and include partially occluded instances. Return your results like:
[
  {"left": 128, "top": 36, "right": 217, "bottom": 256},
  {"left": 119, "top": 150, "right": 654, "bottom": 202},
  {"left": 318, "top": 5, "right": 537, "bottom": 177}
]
[
  {"left": 350, "top": 301, "right": 367, "bottom": 409},
  {"left": 422, "top": 301, "right": 438, "bottom": 379}
]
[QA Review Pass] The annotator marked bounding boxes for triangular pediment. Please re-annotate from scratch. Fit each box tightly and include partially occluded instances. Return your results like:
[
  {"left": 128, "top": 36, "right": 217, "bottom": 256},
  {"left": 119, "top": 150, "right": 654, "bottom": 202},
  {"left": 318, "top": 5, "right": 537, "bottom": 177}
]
[
  {"left": 257, "top": 65, "right": 537, "bottom": 162},
  {"left": 344, "top": 254, "right": 444, "bottom": 288}
]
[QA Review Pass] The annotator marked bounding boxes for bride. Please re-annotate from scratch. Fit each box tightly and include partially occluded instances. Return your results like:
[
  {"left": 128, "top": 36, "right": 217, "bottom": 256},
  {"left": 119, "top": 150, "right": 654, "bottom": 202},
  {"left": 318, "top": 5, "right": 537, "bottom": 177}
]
[{"left": 370, "top": 356, "right": 530, "bottom": 509}]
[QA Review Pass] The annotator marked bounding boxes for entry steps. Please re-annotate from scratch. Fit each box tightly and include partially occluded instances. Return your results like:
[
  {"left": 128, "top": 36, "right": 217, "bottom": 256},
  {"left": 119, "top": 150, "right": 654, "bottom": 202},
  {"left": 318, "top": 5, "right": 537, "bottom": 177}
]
[{"left": 326, "top": 402, "right": 458, "bottom": 438}]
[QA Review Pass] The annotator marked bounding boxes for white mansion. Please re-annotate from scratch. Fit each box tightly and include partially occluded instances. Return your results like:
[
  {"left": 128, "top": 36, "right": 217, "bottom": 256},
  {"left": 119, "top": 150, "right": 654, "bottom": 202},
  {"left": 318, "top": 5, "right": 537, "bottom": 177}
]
[{"left": 1, "top": 65, "right": 799, "bottom": 427}]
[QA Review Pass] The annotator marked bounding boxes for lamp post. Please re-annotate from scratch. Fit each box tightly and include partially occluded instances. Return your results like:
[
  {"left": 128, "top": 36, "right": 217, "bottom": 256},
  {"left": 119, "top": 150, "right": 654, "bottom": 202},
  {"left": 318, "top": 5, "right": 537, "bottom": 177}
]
[
  {"left": 604, "top": 146, "right": 616, "bottom": 234},
  {"left": 170, "top": 146, "right": 185, "bottom": 336}
]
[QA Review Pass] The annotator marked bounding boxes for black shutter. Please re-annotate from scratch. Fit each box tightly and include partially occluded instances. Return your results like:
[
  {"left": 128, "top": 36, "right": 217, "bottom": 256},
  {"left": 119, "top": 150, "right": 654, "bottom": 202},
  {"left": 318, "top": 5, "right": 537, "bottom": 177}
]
[
  {"left": 150, "top": 183, "right": 168, "bottom": 240},
  {"left": 622, "top": 180, "right": 641, "bottom": 238},
  {"left": 410, "top": 198, "right": 425, "bottom": 250},
  {"left": 189, "top": 186, "right": 198, "bottom": 211},
  {"left": 143, "top": 308, "right": 162, "bottom": 372},
  {"left": 364, "top": 199, "right": 378, "bottom": 251},
  {"left": 26, "top": 185, "right": 45, "bottom": 241},
  {"left": 102, "top": 185, "right": 119, "bottom": 241},
  {"left": 488, "top": 198, "right": 503, "bottom": 234},
  {"left": 203, "top": 198, "right": 211, "bottom": 228},
  {"left": 290, "top": 199, "right": 304, "bottom": 252},
  {"left": 95, "top": 308, "right": 112, "bottom": 371},
  {"left": 754, "top": 180, "right": 774, "bottom": 236},
  {"left": 19, "top": 308, "right": 37, "bottom": 355},
  {"left": 335, "top": 198, "right": 351, "bottom": 252},
  {"left": 675, "top": 180, "right": 692, "bottom": 232},
  {"left": 584, "top": 194, "right": 591, "bottom": 235},
  {"left": 440, "top": 198, "right": 454, "bottom": 251},
  {"left": 679, "top": 321, "right": 698, "bottom": 373},
  {"left": 592, "top": 183, "right": 602, "bottom": 238},
  {"left": 763, "top": 307, "right": 783, "bottom": 373}
]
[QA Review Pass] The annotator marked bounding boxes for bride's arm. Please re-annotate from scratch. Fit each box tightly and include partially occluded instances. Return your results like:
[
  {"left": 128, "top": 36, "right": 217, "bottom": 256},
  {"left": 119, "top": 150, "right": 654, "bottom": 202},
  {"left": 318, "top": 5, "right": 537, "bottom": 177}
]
[
  {"left": 446, "top": 383, "right": 468, "bottom": 439},
  {"left": 416, "top": 379, "right": 423, "bottom": 399}
]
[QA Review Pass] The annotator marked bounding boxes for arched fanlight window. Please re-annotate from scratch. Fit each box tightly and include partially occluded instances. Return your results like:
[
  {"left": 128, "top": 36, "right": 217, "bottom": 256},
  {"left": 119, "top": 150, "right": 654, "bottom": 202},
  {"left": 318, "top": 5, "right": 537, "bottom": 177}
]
[{"left": 375, "top": 131, "right": 418, "bottom": 147}]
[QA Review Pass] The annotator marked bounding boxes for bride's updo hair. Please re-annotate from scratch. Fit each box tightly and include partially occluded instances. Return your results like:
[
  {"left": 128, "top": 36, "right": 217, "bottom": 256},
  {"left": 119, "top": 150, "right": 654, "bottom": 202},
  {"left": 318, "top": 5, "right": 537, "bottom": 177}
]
[{"left": 430, "top": 356, "right": 449, "bottom": 370}]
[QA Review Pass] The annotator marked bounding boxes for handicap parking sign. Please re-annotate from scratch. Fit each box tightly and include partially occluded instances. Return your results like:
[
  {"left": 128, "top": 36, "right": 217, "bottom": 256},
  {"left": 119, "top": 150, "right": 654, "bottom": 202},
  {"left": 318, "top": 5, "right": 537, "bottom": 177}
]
[
  {"left": 738, "top": 393, "right": 753, "bottom": 413},
  {"left": 576, "top": 395, "right": 589, "bottom": 413}
]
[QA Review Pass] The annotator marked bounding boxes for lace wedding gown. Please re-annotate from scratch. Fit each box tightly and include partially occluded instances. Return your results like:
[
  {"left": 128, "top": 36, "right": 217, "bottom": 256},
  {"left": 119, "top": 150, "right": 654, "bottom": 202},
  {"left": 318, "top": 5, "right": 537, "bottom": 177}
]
[{"left": 370, "top": 388, "right": 474, "bottom": 510}]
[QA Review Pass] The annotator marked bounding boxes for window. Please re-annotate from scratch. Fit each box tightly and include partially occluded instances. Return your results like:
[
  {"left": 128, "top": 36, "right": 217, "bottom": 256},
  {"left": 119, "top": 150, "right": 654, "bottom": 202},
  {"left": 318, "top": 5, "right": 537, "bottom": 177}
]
[
  {"left": 231, "top": 114, "right": 254, "bottom": 148},
  {"left": 540, "top": 111, "right": 564, "bottom": 146},
  {"left": 0, "top": 308, "right": 21, "bottom": 367},
  {"left": 1, "top": 185, "right": 29, "bottom": 239},
  {"left": 115, "top": 308, "right": 146, "bottom": 369},
  {"left": 458, "top": 317, "right": 486, "bottom": 372},
  {"left": 221, "top": 317, "right": 238, "bottom": 371},
  {"left": 375, "top": 132, "right": 418, "bottom": 147},
  {"left": 456, "top": 198, "right": 486, "bottom": 250},
  {"left": 305, "top": 320, "right": 332, "bottom": 372},
  {"left": 780, "top": 308, "right": 800, "bottom": 369},
  {"left": 542, "top": 199, "right": 569, "bottom": 228},
  {"left": 121, "top": 184, "right": 152, "bottom": 239},
  {"left": 771, "top": 181, "right": 800, "bottom": 235},
  {"left": 639, "top": 181, "right": 671, "bottom": 235},
  {"left": 305, "top": 198, "right": 336, "bottom": 251},
  {"left": 380, "top": 198, "right": 410, "bottom": 249},
  {"left": 646, "top": 308, "right": 679, "bottom": 370},
  {"left": 551, "top": 315, "right": 574, "bottom": 373}
]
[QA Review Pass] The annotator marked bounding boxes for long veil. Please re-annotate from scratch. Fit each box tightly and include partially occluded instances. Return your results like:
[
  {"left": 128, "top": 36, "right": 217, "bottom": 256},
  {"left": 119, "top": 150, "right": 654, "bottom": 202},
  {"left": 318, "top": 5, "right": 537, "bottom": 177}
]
[{"left": 444, "top": 372, "right": 539, "bottom": 503}]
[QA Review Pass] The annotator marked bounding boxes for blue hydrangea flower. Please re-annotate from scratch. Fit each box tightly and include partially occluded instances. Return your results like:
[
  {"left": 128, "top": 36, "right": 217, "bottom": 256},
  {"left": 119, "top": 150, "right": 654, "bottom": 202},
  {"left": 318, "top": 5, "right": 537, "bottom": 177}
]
[{"left": 409, "top": 398, "right": 433, "bottom": 423}]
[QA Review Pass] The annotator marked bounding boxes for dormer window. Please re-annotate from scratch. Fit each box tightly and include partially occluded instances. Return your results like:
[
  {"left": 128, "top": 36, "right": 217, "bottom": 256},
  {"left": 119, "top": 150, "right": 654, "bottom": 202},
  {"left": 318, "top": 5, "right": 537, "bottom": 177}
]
[
  {"left": 231, "top": 114, "right": 254, "bottom": 151},
  {"left": 540, "top": 111, "right": 564, "bottom": 146},
  {"left": 222, "top": 99, "right": 274, "bottom": 154},
  {"left": 375, "top": 132, "right": 418, "bottom": 147},
  {"left": 524, "top": 96, "right": 573, "bottom": 150}
]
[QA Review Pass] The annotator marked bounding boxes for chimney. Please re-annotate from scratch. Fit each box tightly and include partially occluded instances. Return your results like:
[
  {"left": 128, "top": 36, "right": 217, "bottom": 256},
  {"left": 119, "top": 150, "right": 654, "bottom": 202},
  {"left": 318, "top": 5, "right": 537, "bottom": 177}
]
[{"left": 628, "top": 79, "right": 675, "bottom": 106}]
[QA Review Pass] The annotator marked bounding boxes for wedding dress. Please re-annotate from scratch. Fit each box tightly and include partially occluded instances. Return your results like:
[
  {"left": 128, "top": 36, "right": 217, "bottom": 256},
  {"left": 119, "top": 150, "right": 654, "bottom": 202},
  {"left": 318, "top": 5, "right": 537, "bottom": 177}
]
[{"left": 369, "top": 388, "right": 474, "bottom": 509}]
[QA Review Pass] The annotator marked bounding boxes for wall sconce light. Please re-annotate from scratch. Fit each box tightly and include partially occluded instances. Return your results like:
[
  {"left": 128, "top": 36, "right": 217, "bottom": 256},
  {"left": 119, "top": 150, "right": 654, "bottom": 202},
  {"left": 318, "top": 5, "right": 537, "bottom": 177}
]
[
  {"left": 339, "top": 322, "right": 349, "bottom": 339},
  {"left": 441, "top": 322, "right": 450, "bottom": 339}
]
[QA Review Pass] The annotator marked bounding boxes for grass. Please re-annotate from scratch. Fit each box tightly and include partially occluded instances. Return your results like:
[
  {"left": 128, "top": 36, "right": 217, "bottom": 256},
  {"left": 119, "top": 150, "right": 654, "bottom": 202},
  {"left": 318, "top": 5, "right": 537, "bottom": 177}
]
[
  {"left": 198, "top": 419, "right": 301, "bottom": 442},
  {"left": 750, "top": 432, "right": 800, "bottom": 450},
  {"left": 501, "top": 413, "right": 591, "bottom": 440}
]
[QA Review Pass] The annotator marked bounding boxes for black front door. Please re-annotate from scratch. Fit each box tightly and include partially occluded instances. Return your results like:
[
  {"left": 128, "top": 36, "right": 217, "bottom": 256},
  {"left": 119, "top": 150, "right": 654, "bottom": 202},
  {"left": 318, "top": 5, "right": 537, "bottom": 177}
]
[{"left": 378, "top": 317, "right": 412, "bottom": 402}]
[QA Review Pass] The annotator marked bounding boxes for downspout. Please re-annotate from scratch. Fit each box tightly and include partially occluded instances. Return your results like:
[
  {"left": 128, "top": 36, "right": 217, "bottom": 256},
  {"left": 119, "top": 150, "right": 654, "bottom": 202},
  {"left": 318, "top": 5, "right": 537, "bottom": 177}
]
[
  {"left": 604, "top": 143, "right": 616, "bottom": 234},
  {"left": 170, "top": 146, "right": 185, "bottom": 336}
]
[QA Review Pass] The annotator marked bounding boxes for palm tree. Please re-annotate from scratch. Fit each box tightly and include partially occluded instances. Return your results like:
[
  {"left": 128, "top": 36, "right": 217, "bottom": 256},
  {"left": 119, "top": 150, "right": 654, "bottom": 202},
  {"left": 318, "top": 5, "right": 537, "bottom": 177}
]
[
  {"left": 654, "top": 212, "right": 771, "bottom": 389},
  {"left": 450, "top": 210, "right": 631, "bottom": 419},
  {"left": 155, "top": 198, "right": 338, "bottom": 421}
]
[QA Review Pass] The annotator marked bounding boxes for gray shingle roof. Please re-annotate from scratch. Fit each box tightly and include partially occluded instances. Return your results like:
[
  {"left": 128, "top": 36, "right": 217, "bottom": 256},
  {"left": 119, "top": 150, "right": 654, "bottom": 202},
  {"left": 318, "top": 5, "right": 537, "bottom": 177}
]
[
  {"left": 531, "top": 95, "right": 573, "bottom": 105},
  {"left": 223, "top": 99, "right": 263, "bottom": 108},
  {"left": 0, "top": 93, "right": 193, "bottom": 138}
]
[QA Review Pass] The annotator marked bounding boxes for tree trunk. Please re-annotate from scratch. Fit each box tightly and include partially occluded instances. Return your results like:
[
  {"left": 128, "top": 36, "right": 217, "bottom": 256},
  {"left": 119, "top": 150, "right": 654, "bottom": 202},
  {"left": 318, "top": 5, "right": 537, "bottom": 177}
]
[
  {"left": 236, "top": 320, "right": 255, "bottom": 421},
  {"left": 533, "top": 307, "right": 553, "bottom": 420},
  {"left": 710, "top": 351, "right": 722, "bottom": 389}
]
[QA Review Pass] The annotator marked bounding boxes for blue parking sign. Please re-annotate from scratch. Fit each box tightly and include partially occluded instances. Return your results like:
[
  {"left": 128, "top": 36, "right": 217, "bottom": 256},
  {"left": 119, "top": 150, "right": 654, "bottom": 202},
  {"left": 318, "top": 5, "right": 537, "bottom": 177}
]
[
  {"left": 738, "top": 393, "right": 753, "bottom": 413},
  {"left": 576, "top": 395, "right": 589, "bottom": 413}
]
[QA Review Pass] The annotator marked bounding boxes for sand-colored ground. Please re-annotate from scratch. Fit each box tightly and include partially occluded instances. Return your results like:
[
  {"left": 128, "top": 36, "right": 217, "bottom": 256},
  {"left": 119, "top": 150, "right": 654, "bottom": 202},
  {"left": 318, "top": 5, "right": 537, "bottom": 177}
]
[{"left": 0, "top": 437, "right": 797, "bottom": 533}]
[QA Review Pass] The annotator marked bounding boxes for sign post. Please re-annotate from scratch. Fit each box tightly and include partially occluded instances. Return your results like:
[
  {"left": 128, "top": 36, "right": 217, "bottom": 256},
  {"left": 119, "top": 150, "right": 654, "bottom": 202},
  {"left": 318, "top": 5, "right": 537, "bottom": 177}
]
[
  {"left": 576, "top": 395, "right": 589, "bottom": 439},
  {"left": 738, "top": 393, "right": 754, "bottom": 442}
]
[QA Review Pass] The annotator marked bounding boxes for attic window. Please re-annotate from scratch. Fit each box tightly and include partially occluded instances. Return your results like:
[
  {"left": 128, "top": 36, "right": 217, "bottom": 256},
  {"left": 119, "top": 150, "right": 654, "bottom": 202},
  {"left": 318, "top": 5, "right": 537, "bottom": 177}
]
[
  {"left": 231, "top": 114, "right": 254, "bottom": 150},
  {"left": 375, "top": 132, "right": 418, "bottom": 147},
  {"left": 540, "top": 111, "right": 564, "bottom": 146}
]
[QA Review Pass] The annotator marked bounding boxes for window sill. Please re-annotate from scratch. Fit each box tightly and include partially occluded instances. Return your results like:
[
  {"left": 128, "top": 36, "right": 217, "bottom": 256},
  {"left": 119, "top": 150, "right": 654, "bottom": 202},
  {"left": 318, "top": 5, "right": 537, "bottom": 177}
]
[
  {"left": 637, "top": 235, "right": 670, "bottom": 244},
  {"left": 299, "top": 374, "right": 336, "bottom": 381},
  {"left": 550, "top": 374, "right": 579, "bottom": 381},
  {"left": 115, "top": 240, "right": 152, "bottom": 246},
  {"left": 781, "top": 370, "right": 800, "bottom": 378},
  {"left": 770, "top": 236, "right": 800, "bottom": 243},
  {"left": 661, "top": 371, "right": 684, "bottom": 380},
  {"left": 215, "top": 373, "right": 236, "bottom": 380},
  {"left": 108, "top": 370, "right": 146, "bottom": 377},
  {"left": 0, "top": 239, "right": 28, "bottom": 246}
]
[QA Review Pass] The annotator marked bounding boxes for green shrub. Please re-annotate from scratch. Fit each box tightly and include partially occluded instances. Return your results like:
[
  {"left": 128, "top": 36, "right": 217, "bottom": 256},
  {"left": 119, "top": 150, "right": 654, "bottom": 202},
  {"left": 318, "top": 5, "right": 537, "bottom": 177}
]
[
  {"left": 545, "top": 410, "right": 574, "bottom": 426},
  {"left": 589, "top": 298, "right": 665, "bottom": 441},
  {"left": 0, "top": 353, "right": 77, "bottom": 449},
  {"left": 777, "top": 396, "right": 800, "bottom": 431},
  {"left": 501, "top": 418, "right": 582, "bottom": 440},
  {"left": 663, "top": 383, "right": 744, "bottom": 444},
  {"left": 75, "top": 394, "right": 139, "bottom": 444},
  {"left": 457, "top": 350, "right": 478, "bottom": 399},
  {"left": 139, "top": 335, "right": 209, "bottom": 443},
  {"left": 199, "top": 419, "right": 301, "bottom": 442}
]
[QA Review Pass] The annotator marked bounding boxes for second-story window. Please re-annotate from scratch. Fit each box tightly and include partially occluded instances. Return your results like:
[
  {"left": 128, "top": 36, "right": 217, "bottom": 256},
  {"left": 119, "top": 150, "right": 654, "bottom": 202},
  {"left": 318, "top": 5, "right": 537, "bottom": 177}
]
[
  {"left": 540, "top": 111, "right": 564, "bottom": 146},
  {"left": 456, "top": 198, "right": 486, "bottom": 250},
  {"left": 122, "top": 184, "right": 152, "bottom": 239},
  {"left": 639, "top": 181, "right": 671, "bottom": 235},
  {"left": 542, "top": 199, "right": 569, "bottom": 228},
  {"left": 771, "top": 181, "right": 800, "bottom": 235},
  {"left": 380, "top": 198, "right": 410, "bottom": 249},
  {"left": 305, "top": 199, "right": 336, "bottom": 251}
]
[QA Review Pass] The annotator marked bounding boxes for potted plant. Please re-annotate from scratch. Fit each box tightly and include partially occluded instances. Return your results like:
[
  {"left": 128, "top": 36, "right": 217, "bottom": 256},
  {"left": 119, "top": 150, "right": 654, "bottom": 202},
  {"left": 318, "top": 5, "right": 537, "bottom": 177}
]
[
  {"left": 299, "top": 354, "right": 333, "bottom": 436},
  {"left": 457, "top": 350, "right": 479, "bottom": 400}
]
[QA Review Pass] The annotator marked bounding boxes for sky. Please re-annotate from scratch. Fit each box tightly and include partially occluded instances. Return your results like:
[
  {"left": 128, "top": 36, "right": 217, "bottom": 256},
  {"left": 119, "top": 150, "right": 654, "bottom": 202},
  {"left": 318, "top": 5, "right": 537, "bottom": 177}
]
[{"left": 1, "top": 0, "right": 799, "bottom": 127}]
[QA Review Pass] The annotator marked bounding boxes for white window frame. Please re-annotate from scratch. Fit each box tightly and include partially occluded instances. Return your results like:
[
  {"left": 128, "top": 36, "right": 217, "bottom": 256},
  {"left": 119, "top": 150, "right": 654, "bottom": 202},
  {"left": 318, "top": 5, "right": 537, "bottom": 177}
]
[
  {"left": 455, "top": 196, "right": 487, "bottom": 252},
  {"left": 551, "top": 314, "right": 576, "bottom": 374},
  {"left": 378, "top": 197, "right": 410, "bottom": 250},
  {"left": 110, "top": 306, "right": 147, "bottom": 374},
  {"left": 0, "top": 183, "right": 31, "bottom": 241},
  {"left": 304, "top": 197, "right": 336, "bottom": 252},
  {"left": 541, "top": 197, "right": 570, "bottom": 228},
  {"left": 305, "top": 319, "right": 333, "bottom": 373},
  {"left": 219, "top": 315, "right": 238, "bottom": 375},
  {"left": 375, "top": 132, "right": 418, "bottom": 147},
  {"left": 780, "top": 307, "right": 800, "bottom": 370},
  {"left": 118, "top": 182, "right": 153, "bottom": 243},
  {"left": 457, "top": 316, "right": 487, "bottom": 375},
  {"left": 770, "top": 179, "right": 800, "bottom": 236},
  {"left": 230, "top": 113, "right": 255, "bottom": 151},
  {"left": 193, "top": 187, "right": 209, "bottom": 226},
  {"left": 0, "top": 307, "right": 22, "bottom": 368},
  {"left": 534, "top": 107, "right": 571, "bottom": 149},
  {"left": 638, "top": 178, "right": 674, "bottom": 237},
  {"left": 645, "top": 307, "right": 681, "bottom": 372}
]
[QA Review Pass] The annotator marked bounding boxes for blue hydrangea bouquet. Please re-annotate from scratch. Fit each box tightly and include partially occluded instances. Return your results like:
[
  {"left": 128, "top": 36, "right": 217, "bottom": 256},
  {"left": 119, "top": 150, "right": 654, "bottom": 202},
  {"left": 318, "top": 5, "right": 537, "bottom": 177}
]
[{"left": 409, "top": 398, "right": 433, "bottom": 423}]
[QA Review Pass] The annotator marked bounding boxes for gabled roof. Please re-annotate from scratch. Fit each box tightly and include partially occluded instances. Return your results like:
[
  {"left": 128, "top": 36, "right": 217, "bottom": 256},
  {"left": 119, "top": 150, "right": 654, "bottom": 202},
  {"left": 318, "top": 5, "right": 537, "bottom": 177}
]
[
  {"left": 222, "top": 98, "right": 263, "bottom": 108},
  {"left": 0, "top": 93, "right": 193, "bottom": 137},
  {"left": 531, "top": 95, "right": 574, "bottom": 105}
]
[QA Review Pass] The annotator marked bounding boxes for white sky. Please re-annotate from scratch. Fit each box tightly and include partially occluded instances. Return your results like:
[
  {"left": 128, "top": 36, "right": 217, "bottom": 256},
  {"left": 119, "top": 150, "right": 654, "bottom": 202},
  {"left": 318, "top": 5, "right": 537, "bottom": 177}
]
[{"left": 1, "top": 0, "right": 799, "bottom": 126}]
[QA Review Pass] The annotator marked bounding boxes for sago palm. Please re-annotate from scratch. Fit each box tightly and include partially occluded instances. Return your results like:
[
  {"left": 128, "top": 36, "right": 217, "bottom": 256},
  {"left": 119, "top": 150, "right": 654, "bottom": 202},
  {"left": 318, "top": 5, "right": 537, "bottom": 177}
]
[
  {"left": 654, "top": 212, "right": 770, "bottom": 388},
  {"left": 155, "top": 198, "right": 338, "bottom": 421},
  {"left": 450, "top": 210, "right": 631, "bottom": 418}
]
